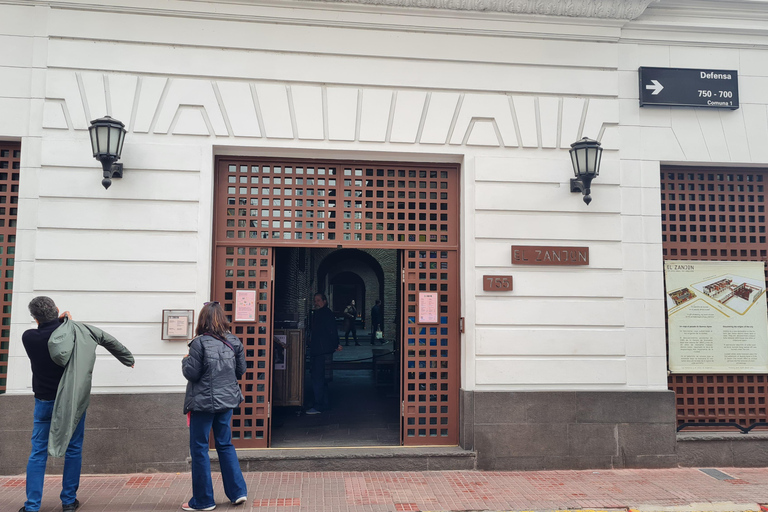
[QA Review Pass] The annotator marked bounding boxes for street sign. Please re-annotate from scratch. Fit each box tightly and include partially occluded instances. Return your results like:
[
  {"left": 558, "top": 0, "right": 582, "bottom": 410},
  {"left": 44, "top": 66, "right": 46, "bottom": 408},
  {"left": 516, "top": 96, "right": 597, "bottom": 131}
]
[{"left": 639, "top": 67, "right": 739, "bottom": 109}]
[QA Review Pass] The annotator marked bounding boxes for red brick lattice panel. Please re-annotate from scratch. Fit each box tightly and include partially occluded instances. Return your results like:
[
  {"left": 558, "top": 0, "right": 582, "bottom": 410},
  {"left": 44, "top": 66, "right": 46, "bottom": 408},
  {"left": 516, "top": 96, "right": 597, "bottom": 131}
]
[
  {"left": 215, "top": 159, "right": 459, "bottom": 249},
  {"left": 401, "top": 249, "right": 459, "bottom": 445},
  {"left": 211, "top": 245, "right": 274, "bottom": 448},
  {"left": 0, "top": 142, "right": 19, "bottom": 394},
  {"left": 669, "top": 374, "right": 767, "bottom": 428},
  {"left": 661, "top": 166, "right": 768, "bottom": 429}
]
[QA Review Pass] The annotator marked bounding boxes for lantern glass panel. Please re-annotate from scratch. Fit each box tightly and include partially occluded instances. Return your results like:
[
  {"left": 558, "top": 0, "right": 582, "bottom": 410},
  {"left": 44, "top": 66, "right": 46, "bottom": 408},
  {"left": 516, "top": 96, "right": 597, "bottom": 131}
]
[
  {"left": 585, "top": 147, "right": 596, "bottom": 175},
  {"left": 89, "top": 129, "right": 99, "bottom": 157},
  {"left": 593, "top": 147, "right": 602, "bottom": 176},
  {"left": 96, "top": 125, "right": 110, "bottom": 156},
  {"left": 570, "top": 151, "right": 579, "bottom": 177},
  {"left": 575, "top": 148, "right": 588, "bottom": 177},
  {"left": 115, "top": 130, "right": 125, "bottom": 158},
  {"left": 108, "top": 126, "right": 120, "bottom": 155}
]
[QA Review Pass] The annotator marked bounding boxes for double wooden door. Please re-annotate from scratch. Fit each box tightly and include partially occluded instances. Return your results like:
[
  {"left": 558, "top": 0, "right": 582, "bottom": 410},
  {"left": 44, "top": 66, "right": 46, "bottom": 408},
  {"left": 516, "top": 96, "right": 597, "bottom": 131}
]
[{"left": 212, "top": 157, "right": 460, "bottom": 447}]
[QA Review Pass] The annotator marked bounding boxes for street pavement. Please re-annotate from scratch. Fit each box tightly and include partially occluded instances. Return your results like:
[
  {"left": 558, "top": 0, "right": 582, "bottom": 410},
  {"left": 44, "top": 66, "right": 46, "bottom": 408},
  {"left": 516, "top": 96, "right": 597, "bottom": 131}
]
[{"left": 2, "top": 468, "right": 768, "bottom": 512}]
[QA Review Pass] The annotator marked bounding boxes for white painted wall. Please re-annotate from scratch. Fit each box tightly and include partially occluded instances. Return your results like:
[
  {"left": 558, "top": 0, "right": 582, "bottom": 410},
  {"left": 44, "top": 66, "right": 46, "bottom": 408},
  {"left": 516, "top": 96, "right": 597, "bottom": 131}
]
[{"left": 2, "top": 0, "right": 767, "bottom": 395}]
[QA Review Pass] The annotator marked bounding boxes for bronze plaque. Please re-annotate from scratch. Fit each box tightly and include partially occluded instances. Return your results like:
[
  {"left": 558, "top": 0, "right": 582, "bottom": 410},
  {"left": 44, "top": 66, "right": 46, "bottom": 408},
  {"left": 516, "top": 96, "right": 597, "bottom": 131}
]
[
  {"left": 483, "top": 275, "right": 513, "bottom": 291},
  {"left": 511, "top": 245, "right": 589, "bottom": 266}
]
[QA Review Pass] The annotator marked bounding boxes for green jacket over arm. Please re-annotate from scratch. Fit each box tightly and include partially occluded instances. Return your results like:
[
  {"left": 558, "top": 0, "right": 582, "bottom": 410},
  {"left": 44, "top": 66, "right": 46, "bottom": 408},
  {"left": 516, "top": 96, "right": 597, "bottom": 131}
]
[{"left": 47, "top": 318, "right": 134, "bottom": 457}]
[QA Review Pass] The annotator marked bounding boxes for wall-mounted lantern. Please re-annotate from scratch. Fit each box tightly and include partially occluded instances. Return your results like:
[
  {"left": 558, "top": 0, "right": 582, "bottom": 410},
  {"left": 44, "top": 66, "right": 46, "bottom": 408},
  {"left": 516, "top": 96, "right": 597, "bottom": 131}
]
[
  {"left": 569, "top": 137, "right": 603, "bottom": 205},
  {"left": 88, "top": 116, "right": 126, "bottom": 190}
]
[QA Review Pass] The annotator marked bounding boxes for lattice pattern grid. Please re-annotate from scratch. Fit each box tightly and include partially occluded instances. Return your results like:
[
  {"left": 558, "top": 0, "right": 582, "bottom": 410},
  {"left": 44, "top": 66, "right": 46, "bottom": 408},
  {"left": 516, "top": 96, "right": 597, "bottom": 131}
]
[
  {"left": 662, "top": 167, "right": 768, "bottom": 428},
  {"left": 220, "top": 161, "right": 458, "bottom": 248},
  {"left": 0, "top": 143, "right": 19, "bottom": 394},
  {"left": 402, "top": 249, "right": 458, "bottom": 444},
  {"left": 214, "top": 245, "right": 273, "bottom": 445}
]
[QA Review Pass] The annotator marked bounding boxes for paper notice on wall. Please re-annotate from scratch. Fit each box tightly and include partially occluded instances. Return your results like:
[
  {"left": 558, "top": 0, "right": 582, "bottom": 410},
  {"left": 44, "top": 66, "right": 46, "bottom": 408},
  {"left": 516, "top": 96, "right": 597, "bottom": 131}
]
[
  {"left": 235, "top": 290, "right": 256, "bottom": 322},
  {"left": 274, "top": 334, "right": 287, "bottom": 370},
  {"left": 419, "top": 292, "right": 438, "bottom": 323},
  {"left": 665, "top": 260, "right": 768, "bottom": 373},
  {"left": 167, "top": 316, "right": 188, "bottom": 337}
]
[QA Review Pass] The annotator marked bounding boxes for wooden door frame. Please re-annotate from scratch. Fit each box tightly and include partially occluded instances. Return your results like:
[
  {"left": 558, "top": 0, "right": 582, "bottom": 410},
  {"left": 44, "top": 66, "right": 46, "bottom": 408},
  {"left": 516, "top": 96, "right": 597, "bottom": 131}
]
[{"left": 211, "top": 156, "right": 462, "bottom": 448}]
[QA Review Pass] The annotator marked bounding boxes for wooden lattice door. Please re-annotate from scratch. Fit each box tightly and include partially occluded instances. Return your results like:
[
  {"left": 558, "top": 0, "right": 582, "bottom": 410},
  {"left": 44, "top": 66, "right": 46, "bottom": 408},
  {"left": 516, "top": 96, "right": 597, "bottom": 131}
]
[
  {"left": 212, "top": 161, "right": 277, "bottom": 448},
  {"left": 400, "top": 249, "right": 459, "bottom": 445},
  {"left": 0, "top": 142, "right": 19, "bottom": 394},
  {"left": 211, "top": 245, "right": 274, "bottom": 447},
  {"left": 213, "top": 157, "right": 461, "bottom": 447}
]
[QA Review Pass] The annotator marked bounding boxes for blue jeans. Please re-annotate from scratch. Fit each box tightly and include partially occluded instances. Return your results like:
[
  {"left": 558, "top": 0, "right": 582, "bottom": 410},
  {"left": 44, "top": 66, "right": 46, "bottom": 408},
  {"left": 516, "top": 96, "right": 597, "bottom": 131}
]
[
  {"left": 310, "top": 353, "right": 328, "bottom": 410},
  {"left": 188, "top": 410, "right": 247, "bottom": 509},
  {"left": 25, "top": 398, "right": 85, "bottom": 512}
]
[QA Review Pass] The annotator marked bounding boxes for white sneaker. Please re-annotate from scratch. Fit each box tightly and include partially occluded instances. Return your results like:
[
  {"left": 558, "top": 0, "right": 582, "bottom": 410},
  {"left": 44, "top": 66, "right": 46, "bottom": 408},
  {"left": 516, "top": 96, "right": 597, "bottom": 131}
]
[
  {"left": 306, "top": 408, "right": 321, "bottom": 415},
  {"left": 181, "top": 503, "right": 215, "bottom": 511},
  {"left": 233, "top": 496, "right": 247, "bottom": 506}
]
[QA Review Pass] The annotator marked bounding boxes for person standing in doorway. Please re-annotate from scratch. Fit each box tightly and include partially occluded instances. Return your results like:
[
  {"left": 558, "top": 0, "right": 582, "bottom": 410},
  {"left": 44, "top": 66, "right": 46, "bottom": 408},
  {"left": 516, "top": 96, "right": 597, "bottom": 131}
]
[
  {"left": 343, "top": 299, "right": 359, "bottom": 346},
  {"left": 370, "top": 299, "right": 383, "bottom": 345},
  {"left": 307, "top": 293, "right": 341, "bottom": 414},
  {"left": 20, "top": 296, "right": 134, "bottom": 512},
  {"left": 182, "top": 301, "right": 248, "bottom": 511}
]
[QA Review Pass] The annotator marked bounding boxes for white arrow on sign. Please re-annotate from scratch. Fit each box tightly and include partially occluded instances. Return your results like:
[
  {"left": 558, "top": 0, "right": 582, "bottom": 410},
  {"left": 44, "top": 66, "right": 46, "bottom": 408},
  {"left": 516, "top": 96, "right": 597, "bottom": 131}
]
[{"left": 646, "top": 79, "right": 664, "bottom": 95}]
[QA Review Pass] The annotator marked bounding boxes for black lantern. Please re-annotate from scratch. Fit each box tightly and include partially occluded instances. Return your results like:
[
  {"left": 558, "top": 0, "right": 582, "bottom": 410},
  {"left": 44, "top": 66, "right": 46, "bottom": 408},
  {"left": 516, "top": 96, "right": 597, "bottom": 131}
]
[
  {"left": 88, "top": 116, "right": 126, "bottom": 190},
  {"left": 569, "top": 137, "right": 603, "bottom": 205}
]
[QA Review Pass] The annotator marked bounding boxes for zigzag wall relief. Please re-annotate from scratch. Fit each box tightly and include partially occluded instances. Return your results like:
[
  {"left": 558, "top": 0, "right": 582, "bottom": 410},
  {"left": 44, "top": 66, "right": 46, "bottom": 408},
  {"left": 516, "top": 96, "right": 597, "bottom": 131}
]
[{"left": 43, "top": 71, "right": 619, "bottom": 149}]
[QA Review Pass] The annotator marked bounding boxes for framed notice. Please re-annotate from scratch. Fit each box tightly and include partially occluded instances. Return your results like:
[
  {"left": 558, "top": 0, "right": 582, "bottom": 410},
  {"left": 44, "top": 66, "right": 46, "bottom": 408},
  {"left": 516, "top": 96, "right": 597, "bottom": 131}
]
[
  {"left": 274, "top": 334, "right": 287, "bottom": 370},
  {"left": 418, "top": 292, "right": 438, "bottom": 324},
  {"left": 235, "top": 290, "right": 256, "bottom": 322},
  {"left": 665, "top": 260, "right": 768, "bottom": 373},
  {"left": 162, "top": 309, "right": 194, "bottom": 341}
]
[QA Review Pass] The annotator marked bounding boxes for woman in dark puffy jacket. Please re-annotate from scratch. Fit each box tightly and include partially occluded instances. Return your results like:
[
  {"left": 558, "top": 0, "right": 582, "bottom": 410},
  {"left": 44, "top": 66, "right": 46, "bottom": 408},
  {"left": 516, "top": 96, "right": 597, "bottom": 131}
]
[{"left": 181, "top": 302, "right": 248, "bottom": 511}]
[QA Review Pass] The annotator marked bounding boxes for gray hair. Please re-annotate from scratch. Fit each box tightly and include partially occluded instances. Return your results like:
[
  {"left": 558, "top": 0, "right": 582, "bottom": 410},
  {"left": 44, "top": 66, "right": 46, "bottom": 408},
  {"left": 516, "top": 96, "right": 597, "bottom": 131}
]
[{"left": 28, "top": 296, "right": 59, "bottom": 323}]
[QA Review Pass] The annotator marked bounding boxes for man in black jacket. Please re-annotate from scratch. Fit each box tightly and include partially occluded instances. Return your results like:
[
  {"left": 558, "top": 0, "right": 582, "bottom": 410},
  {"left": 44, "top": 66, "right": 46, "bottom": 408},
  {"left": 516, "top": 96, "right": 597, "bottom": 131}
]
[
  {"left": 20, "top": 297, "right": 79, "bottom": 512},
  {"left": 306, "top": 293, "right": 341, "bottom": 414}
]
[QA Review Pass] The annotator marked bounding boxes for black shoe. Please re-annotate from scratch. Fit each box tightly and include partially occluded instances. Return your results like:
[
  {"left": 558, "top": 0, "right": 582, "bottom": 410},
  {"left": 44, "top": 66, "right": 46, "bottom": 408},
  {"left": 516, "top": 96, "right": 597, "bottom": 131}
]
[
  {"left": 62, "top": 499, "right": 80, "bottom": 512},
  {"left": 19, "top": 507, "right": 32, "bottom": 512}
]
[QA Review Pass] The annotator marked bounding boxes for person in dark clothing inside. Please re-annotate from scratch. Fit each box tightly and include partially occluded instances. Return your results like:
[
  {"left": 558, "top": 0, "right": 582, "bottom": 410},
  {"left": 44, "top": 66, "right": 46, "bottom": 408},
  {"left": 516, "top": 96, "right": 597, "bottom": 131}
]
[
  {"left": 306, "top": 293, "right": 341, "bottom": 415},
  {"left": 342, "top": 299, "right": 358, "bottom": 346},
  {"left": 370, "top": 299, "right": 383, "bottom": 345}
]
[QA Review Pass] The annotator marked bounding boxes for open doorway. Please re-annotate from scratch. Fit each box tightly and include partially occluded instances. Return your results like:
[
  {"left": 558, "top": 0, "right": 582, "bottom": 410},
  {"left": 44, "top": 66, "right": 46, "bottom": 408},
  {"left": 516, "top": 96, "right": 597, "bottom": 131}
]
[
  {"left": 270, "top": 247, "right": 401, "bottom": 447},
  {"left": 212, "top": 157, "right": 461, "bottom": 448}
]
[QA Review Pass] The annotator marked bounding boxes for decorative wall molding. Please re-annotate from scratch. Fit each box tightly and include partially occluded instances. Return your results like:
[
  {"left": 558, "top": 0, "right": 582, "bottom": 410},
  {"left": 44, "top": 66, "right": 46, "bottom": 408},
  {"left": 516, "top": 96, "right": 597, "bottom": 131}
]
[
  {"left": 43, "top": 69, "right": 768, "bottom": 163},
  {"left": 44, "top": 71, "right": 619, "bottom": 150},
  {"left": 301, "top": 0, "right": 659, "bottom": 19}
]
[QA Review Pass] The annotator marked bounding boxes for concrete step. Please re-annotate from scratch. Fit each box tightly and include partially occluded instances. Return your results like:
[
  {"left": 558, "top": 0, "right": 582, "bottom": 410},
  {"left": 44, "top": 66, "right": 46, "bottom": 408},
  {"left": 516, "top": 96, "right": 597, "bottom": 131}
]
[{"left": 210, "top": 446, "right": 476, "bottom": 471}]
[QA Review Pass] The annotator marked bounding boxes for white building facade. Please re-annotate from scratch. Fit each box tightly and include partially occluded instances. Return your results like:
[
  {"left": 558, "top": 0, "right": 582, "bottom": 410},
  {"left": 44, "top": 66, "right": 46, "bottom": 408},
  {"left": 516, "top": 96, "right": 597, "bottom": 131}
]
[{"left": 1, "top": 0, "right": 767, "bottom": 473}]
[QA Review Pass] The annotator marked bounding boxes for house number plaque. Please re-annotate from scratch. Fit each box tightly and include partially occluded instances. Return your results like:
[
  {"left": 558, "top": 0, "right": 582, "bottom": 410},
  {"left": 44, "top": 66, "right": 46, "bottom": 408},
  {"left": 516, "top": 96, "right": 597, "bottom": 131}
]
[{"left": 483, "top": 275, "right": 513, "bottom": 291}]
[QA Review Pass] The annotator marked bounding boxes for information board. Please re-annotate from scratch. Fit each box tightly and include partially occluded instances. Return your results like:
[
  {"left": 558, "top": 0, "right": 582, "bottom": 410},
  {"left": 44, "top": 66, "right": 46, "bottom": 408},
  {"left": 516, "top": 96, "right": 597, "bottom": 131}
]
[
  {"left": 665, "top": 260, "right": 768, "bottom": 373},
  {"left": 161, "top": 309, "right": 194, "bottom": 340}
]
